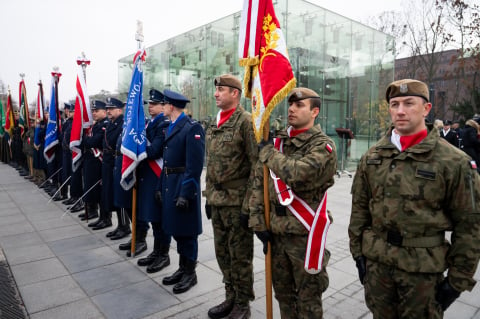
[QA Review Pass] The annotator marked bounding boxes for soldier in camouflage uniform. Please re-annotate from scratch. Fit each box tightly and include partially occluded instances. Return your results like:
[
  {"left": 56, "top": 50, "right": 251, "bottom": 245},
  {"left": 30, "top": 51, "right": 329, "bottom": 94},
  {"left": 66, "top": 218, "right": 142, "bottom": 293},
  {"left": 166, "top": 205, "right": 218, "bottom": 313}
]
[
  {"left": 349, "top": 79, "right": 480, "bottom": 319},
  {"left": 204, "top": 74, "right": 258, "bottom": 319},
  {"left": 249, "top": 87, "right": 337, "bottom": 319}
]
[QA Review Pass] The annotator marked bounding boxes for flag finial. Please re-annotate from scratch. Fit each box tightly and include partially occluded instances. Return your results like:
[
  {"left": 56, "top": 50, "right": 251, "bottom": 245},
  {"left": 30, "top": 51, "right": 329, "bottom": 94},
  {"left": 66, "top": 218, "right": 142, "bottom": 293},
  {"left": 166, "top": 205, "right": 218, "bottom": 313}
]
[{"left": 19, "top": 73, "right": 25, "bottom": 80}]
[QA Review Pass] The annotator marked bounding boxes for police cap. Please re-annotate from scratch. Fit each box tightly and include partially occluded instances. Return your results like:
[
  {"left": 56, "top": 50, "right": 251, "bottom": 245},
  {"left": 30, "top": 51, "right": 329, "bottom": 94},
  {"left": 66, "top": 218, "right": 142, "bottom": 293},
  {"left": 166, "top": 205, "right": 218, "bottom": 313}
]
[
  {"left": 105, "top": 97, "right": 124, "bottom": 109},
  {"left": 163, "top": 89, "right": 190, "bottom": 109},
  {"left": 91, "top": 100, "right": 106, "bottom": 110},
  {"left": 148, "top": 89, "right": 165, "bottom": 104}
]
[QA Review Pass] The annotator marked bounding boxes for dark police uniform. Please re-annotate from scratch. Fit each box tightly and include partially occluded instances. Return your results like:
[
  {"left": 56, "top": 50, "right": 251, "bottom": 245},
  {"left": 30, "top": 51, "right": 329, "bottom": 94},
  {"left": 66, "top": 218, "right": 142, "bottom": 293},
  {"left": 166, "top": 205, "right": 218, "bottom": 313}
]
[
  {"left": 135, "top": 89, "right": 171, "bottom": 272},
  {"left": 160, "top": 89, "right": 205, "bottom": 294},
  {"left": 80, "top": 100, "right": 108, "bottom": 221},
  {"left": 92, "top": 97, "right": 124, "bottom": 230},
  {"left": 60, "top": 104, "right": 74, "bottom": 201}
]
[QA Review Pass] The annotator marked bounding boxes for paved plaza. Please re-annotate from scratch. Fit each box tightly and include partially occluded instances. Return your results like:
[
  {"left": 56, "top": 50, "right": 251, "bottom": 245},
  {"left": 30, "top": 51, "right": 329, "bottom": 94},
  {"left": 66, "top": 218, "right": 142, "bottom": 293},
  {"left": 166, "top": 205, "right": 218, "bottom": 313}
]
[{"left": 0, "top": 162, "right": 479, "bottom": 318}]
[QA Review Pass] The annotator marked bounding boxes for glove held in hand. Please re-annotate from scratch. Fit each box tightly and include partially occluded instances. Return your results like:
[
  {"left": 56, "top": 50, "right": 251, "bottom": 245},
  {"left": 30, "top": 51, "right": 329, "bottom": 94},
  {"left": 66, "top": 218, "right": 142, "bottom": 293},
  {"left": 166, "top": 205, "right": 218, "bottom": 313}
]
[
  {"left": 255, "top": 231, "right": 271, "bottom": 255},
  {"left": 435, "top": 278, "right": 460, "bottom": 311},
  {"left": 176, "top": 196, "right": 189, "bottom": 211},
  {"left": 355, "top": 256, "right": 367, "bottom": 285}
]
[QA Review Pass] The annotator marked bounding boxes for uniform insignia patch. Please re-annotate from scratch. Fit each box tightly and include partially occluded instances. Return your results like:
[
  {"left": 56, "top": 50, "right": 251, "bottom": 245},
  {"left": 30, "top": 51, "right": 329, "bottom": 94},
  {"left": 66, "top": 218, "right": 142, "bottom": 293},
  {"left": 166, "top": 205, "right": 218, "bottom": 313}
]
[
  {"left": 194, "top": 134, "right": 201, "bottom": 140},
  {"left": 325, "top": 144, "right": 333, "bottom": 153},
  {"left": 470, "top": 160, "right": 477, "bottom": 169},
  {"left": 400, "top": 83, "right": 408, "bottom": 93}
]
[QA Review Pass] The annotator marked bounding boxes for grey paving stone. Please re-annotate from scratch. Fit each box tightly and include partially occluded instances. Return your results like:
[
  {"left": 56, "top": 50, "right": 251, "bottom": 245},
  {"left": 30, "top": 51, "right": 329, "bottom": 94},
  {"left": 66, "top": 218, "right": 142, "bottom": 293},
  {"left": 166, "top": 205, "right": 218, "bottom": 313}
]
[
  {"left": 0, "top": 231, "right": 44, "bottom": 249},
  {"left": 57, "top": 246, "right": 124, "bottom": 273},
  {"left": 39, "top": 224, "right": 90, "bottom": 242},
  {"left": 91, "top": 280, "right": 179, "bottom": 319},
  {"left": 0, "top": 220, "right": 35, "bottom": 237},
  {"left": 73, "top": 261, "right": 148, "bottom": 296},
  {"left": 48, "top": 234, "right": 106, "bottom": 256},
  {"left": 11, "top": 257, "right": 69, "bottom": 286},
  {"left": 18, "top": 275, "right": 86, "bottom": 313},
  {"left": 3, "top": 243, "right": 55, "bottom": 265},
  {"left": 0, "top": 213, "right": 27, "bottom": 226},
  {"left": 28, "top": 215, "right": 78, "bottom": 231},
  {"left": 29, "top": 298, "right": 104, "bottom": 319}
]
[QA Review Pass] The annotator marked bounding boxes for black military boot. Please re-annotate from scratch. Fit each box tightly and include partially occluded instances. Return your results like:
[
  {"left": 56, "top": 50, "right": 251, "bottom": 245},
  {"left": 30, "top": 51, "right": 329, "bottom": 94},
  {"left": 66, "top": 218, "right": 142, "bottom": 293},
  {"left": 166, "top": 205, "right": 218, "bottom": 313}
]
[
  {"left": 162, "top": 256, "right": 185, "bottom": 286},
  {"left": 208, "top": 299, "right": 235, "bottom": 319},
  {"left": 69, "top": 199, "right": 85, "bottom": 213},
  {"left": 81, "top": 203, "right": 99, "bottom": 221},
  {"left": 110, "top": 209, "right": 131, "bottom": 240},
  {"left": 172, "top": 258, "right": 197, "bottom": 294},
  {"left": 146, "top": 244, "right": 170, "bottom": 273},
  {"left": 119, "top": 239, "right": 131, "bottom": 251},
  {"left": 92, "top": 211, "right": 113, "bottom": 230},
  {"left": 126, "top": 230, "right": 147, "bottom": 257},
  {"left": 62, "top": 196, "right": 76, "bottom": 205},
  {"left": 137, "top": 243, "right": 160, "bottom": 267}
]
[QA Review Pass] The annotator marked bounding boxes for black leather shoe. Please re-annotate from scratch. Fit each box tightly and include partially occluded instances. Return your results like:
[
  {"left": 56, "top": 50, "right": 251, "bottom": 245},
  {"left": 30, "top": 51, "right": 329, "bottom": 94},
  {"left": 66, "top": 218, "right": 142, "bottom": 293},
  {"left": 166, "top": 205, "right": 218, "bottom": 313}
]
[
  {"left": 119, "top": 240, "right": 132, "bottom": 251},
  {"left": 163, "top": 268, "right": 185, "bottom": 285},
  {"left": 62, "top": 197, "right": 76, "bottom": 205},
  {"left": 92, "top": 220, "right": 113, "bottom": 230},
  {"left": 69, "top": 201, "right": 85, "bottom": 213},
  {"left": 146, "top": 255, "right": 170, "bottom": 273},
  {"left": 88, "top": 218, "right": 102, "bottom": 228},
  {"left": 106, "top": 229, "right": 118, "bottom": 238},
  {"left": 137, "top": 250, "right": 159, "bottom": 267},
  {"left": 110, "top": 228, "right": 131, "bottom": 240},
  {"left": 208, "top": 299, "right": 235, "bottom": 319},
  {"left": 80, "top": 212, "right": 98, "bottom": 221},
  {"left": 126, "top": 241, "right": 147, "bottom": 257},
  {"left": 52, "top": 193, "right": 66, "bottom": 201},
  {"left": 173, "top": 272, "right": 197, "bottom": 294}
]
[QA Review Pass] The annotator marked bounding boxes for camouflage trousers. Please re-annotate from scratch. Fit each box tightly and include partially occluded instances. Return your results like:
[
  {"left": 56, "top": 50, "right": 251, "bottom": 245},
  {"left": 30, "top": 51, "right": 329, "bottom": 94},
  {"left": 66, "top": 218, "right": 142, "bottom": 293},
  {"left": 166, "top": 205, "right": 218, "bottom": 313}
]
[
  {"left": 272, "top": 234, "right": 330, "bottom": 319},
  {"left": 365, "top": 259, "right": 444, "bottom": 319},
  {"left": 211, "top": 206, "right": 254, "bottom": 305}
]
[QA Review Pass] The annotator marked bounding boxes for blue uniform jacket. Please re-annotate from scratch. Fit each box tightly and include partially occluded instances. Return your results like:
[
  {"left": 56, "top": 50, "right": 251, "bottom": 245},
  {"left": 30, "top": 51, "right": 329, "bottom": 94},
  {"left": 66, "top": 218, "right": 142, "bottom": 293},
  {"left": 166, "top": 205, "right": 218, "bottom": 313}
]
[
  {"left": 113, "top": 131, "right": 133, "bottom": 209},
  {"left": 82, "top": 118, "right": 108, "bottom": 203},
  {"left": 101, "top": 115, "right": 123, "bottom": 213},
  {"left": 137, "top": 114, "right": 170, "bottom": 222},
  {"left": 161, "top": 115, "right": 205, "bottom": 236}
]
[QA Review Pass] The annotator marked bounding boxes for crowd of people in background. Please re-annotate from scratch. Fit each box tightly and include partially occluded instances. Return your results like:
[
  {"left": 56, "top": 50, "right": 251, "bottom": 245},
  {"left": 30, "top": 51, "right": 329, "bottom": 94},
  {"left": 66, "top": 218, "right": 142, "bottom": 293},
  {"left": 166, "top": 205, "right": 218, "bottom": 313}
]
[{"left": 434, "top": 116, "right": 480, "bottom": 173}]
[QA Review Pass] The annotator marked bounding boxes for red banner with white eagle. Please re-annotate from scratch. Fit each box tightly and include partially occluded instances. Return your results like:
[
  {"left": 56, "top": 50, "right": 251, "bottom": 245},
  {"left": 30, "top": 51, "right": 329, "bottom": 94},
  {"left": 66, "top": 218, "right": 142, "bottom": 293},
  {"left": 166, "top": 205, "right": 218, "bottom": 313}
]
[{"left": 238, "top": 0, "right": 296, "bottom": 142}]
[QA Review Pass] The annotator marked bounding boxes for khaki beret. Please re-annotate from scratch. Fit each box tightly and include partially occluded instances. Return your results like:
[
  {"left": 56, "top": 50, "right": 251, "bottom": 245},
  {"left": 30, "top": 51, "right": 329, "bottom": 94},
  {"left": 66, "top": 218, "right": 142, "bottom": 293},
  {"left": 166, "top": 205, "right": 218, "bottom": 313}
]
[
  {"left": 288, "top": 87, "right": 321, "bottom": 103},
  {"left": 214, "top": 74, "right": 242, "bottom": 91},
  {"left": 386, "top": 79, "right": 429, "bottom": 102}
]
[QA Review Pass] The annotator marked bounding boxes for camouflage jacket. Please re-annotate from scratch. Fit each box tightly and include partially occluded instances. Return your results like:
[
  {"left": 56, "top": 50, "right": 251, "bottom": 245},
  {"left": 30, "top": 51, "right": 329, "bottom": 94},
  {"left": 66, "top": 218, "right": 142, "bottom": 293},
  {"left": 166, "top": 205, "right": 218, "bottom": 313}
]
[
  {"left": 204, "top": 106, "right": 258, "bottom": 212},
  {"left": 349, "top": 125, "right": 480, "bottom": 292},
  {"left": 249, "top": 124, "right": 337, "bottom": 235}
]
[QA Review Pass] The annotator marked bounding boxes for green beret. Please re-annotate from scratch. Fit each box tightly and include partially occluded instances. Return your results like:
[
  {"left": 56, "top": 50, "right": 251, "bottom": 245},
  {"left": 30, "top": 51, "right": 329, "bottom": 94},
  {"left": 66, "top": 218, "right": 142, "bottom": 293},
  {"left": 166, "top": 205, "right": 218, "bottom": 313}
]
[
  {"left": 386, "top": 79, "right": 429, "bottom": 102},
  {"left": 214, "top": 74, "right": 242, "bottom": 91},
  {"left": 288, "top": 87, "right": 321, "bottom": 103}
]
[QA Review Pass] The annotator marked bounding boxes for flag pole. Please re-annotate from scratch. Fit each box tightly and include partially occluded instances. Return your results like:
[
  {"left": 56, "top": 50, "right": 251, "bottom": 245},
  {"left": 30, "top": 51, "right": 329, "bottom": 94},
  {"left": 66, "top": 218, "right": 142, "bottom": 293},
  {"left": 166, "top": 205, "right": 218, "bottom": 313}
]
[
  {"left": 129, "top": 20, "right": 144, "bottom": 258},
  {"left": 262, "top": 123, "right": 273, "bottom": 319}
]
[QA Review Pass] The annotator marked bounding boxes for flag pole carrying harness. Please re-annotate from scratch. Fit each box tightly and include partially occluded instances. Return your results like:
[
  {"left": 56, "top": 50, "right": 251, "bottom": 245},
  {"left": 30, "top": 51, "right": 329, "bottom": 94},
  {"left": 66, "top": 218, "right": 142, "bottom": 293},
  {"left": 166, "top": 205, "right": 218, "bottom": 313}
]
[{"left": 270, "top": 134, "right": 330, "bottom": 274}]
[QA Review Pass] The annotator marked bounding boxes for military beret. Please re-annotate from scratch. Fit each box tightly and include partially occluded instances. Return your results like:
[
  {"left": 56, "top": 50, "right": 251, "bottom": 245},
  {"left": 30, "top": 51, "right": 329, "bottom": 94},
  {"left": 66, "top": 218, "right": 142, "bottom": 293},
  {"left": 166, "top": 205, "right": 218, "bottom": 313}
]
[
  {"left": 91, "top": 100, "right": 106, "bottom": 110},
  {"left": 163, "top": 89, "right": 190, "bottom": 109},
  {"left": 214, "top": 74, "right": 242, "bottom": 91},
  {"left": 105, "top": 97, "right": 124, "bottom": 109},
  {"left": 148, "top": 89, "right": 165, "bottom": 104},
  {"left": 288, "top": 87, "right": 321, "bottom": 103},
  {"left": 386, "top": 79, "right": 429, "bottom": 103}
]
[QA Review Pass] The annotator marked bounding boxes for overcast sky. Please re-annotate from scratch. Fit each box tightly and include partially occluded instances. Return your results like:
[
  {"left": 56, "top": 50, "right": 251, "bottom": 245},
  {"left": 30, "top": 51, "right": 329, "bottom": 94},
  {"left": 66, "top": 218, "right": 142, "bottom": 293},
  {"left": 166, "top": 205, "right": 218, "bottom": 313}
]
[{"left": 0, "top": 0, "right": 402, "bottom": 104}]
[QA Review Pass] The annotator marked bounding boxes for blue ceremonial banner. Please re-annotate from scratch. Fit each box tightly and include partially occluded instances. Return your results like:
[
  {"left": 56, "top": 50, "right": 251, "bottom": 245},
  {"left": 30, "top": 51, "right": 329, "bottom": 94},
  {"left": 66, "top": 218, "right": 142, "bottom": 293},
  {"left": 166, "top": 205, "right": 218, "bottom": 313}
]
[
  {"left": 120, "top": 50, "right": 147, "bottom": 190},
  {"left": 44, "top": 77, "right": 59, "bottom": 163}
]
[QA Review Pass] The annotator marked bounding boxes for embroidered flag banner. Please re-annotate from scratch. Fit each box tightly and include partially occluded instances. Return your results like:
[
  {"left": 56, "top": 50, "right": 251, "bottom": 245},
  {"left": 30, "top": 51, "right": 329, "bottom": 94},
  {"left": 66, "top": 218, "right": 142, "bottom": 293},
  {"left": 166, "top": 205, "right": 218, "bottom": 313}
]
[
  {"left": 34, "top": 81, "right": 46, "bottom": 147},
  {"left": 44, "top": 75, "right": 60, "bottom": 163},
  {"left": 70, "top": 64, "right": 93, "bottom": 171},
  {"left": 0, "top": 98, "right": 5, "bottom": 136},
  {"left": 4, "top": 92, "right": 14, "bottom": 135},
  {"left": 120, "top": 50, "right": 147, "bottom": 190},
  {"left": 238, "top": 0, "right": 296, "bottom": 142},
  {"left": 18, "top": 79, "right": 30, "bottom": 136}
]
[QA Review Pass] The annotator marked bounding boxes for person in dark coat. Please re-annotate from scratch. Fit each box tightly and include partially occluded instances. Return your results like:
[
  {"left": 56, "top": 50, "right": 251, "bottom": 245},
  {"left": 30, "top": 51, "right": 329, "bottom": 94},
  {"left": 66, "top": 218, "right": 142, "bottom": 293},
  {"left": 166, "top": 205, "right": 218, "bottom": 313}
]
[
  {"left": 77, "top": 100, "right": 108, "bottom": 222},
  {"left": 55, "top": 103, "right": 73, "bottom": 202},
  {"left": 461, "top": 119, "right": 480, "bottom": 173},
  {"left": 90, "top": 97, "right": 124, "bottom": 230},
  {"left": 110, "top": 121, "right": 132, "bottom": 241},
  {"left": 440, "top": 119, "right": 459, "bottom": 148},
  {"left": 131, "top": 89, "right": 171, "bottom": 272},
  {"left": 160, "top": 89, "right": 205, "bottom": 294}
]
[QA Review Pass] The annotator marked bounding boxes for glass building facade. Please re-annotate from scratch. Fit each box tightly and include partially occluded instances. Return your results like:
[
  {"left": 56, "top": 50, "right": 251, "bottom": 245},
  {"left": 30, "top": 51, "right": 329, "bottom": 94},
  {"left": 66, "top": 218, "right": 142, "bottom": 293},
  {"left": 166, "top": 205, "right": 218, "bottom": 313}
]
[{"left": 118, "top": 0, "right": 395, "bottom": 170}]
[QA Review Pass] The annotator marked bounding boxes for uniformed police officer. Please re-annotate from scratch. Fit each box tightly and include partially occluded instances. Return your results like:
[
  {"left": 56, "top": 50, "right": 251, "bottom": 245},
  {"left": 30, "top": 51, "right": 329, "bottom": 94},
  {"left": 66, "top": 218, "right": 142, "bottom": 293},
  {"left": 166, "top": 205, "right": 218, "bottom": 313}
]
[
  {"left": 349, "top": 79, "right": 480, "bottom": 318},
  {"left": 55, "top": 103, "right": 73, "bottom": 202},
  {"left": 249, "top": 87, "right": 337, "bottom": 318},
  {"left": 160, "top": 89, "right": 205, "bottom": 294},
  {"left": 132, "top": 89, "right": 171, "bottom": 270},
  {"left": 204, "top": 74, "right": 258, "bottom": 319},
  {"left": 66, "top": 103, "right": 85, "bottom": 213},
  {"left": 78, "top": 100, "right": 108, "bottom": 222},
  {"left": 90, "top": 97, "right": 124, "bottom": 230}
]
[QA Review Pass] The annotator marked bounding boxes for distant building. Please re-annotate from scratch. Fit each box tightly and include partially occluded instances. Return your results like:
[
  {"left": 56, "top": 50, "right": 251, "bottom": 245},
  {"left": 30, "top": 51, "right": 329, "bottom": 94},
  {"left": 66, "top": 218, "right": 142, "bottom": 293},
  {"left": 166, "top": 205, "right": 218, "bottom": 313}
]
[
  {"left": 395, "top": 49, "right": 479, "bottom": 121},
  {"left": 118, "top": 0, "right": 395, "bottom": 169}
]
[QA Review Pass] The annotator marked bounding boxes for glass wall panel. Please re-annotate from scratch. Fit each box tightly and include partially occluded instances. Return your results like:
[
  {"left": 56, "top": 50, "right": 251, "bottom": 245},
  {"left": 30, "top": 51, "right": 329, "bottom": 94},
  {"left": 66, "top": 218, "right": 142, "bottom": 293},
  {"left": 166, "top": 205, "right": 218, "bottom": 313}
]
[{"left": 118, "top": 0, "right": 394, "bottom": 170}]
